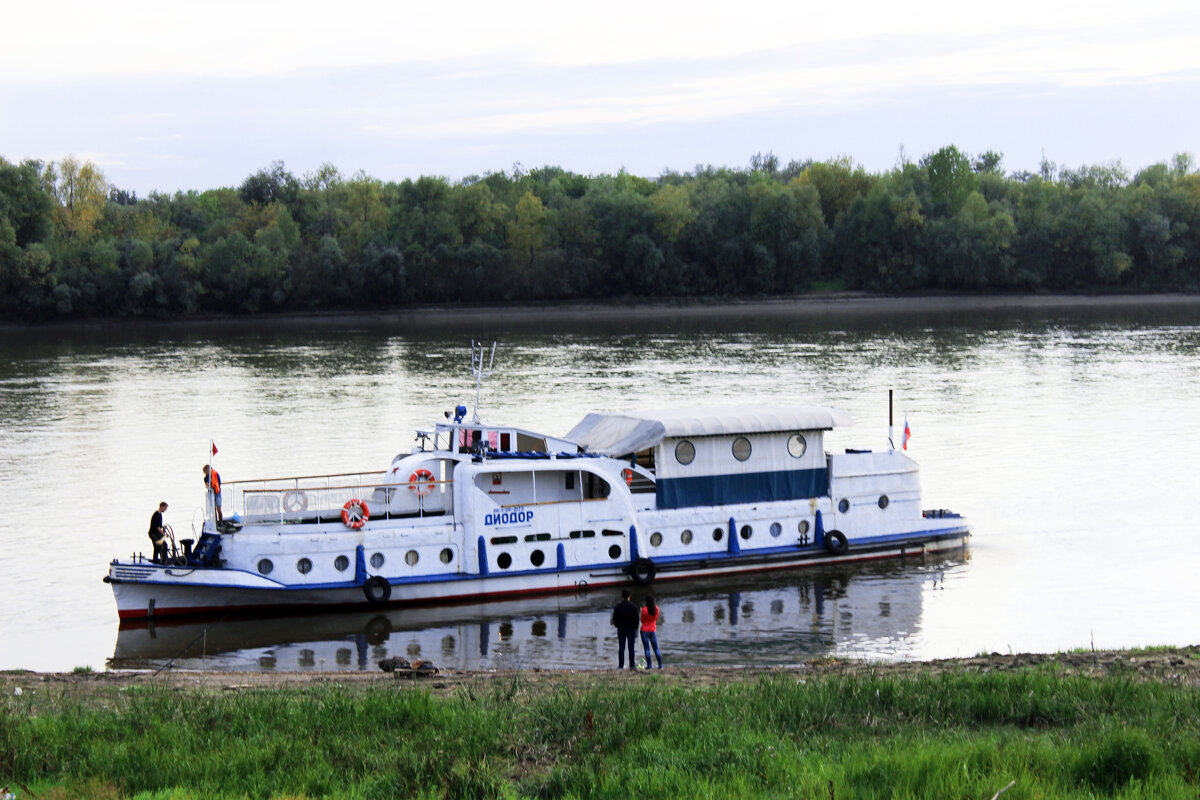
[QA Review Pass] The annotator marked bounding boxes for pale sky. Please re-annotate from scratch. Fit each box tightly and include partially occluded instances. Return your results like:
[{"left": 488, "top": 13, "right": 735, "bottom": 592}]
[{"left": 3, "top": 0, "right": 1198, "bottom": 194}]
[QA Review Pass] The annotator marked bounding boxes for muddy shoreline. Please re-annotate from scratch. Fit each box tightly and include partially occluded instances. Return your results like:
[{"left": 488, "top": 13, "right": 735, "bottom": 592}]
[{"left": 5, "top": 646, "right": 1199, "bottom": 701}]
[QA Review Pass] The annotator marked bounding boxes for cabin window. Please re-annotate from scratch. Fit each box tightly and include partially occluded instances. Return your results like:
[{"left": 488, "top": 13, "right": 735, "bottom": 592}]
[
  {"left": 439, "top": 548, "right": 454, "bottom": 564},
  {"left": 530, "top": 550, "right": 545, "bottom": 567},
  {"left": 257, "top": 559, "right": 274, "bottom": 575},
  {"left": 680, "top": 529, "right": 693, "bottom": 545},
  {"left": 296, "top": 558, "right": 312, "bottom": 574},
  {"left": 569, "top": 530, "right": 596, "bottom": 538},
  {"left": 491, "top": 535, "right": 518, "bottom": 545},
  {"left": 675, "top": 440, "right": 696, "bottom": 465},
  {"left": 878, "top": 495, "right": 890, "bottom": 509},
  {"left": 497, "top": 552, "right": 512, "bottom": 569},
  {"left": 838, "top": 499, "right": 850, "bottom": 513},
  {"left": 712, "top": 527, "right": 724, "bottom": 542},
  {"left": 565, "top": 472, "right": 575, "bottom": 490},
  {"left": 608, "top": 545, "right": 622, "bottom": 560},
  {"left": 500, "top": 433, "right": 510, "bottom": 450},
  {"left": 740, "top": 525, "right": 752, "bottom": 540},
  {"left": 524, "top": 533, "right": 551, "bottom": 542},
  {"left": 405, "top": 550, "right": 419, "bottom": 566},
  {"left": 798, "top": 520, "right": 810, "bottom": 535},
  {"left": 582, "top": 472, "right": 611, "bottom": 500},
  {"left": 334, "top": 555, "right": 349, "bottom": 571},
  {"left": 370, "top": 552, "right": 386, "bottom": 568},
  {"left": 732, "top": 437, "right": 752, "bottom": 462},
  {"left": 650, "top": 532, "right": 663, "bottom": 547},
  {"left": 601, "top": 529, "right": 623, "bottom": 537},
  {"left": 787, "top": 433, "right": 807, "bottom": 458},
  {"left": 770, "top": 522, "right": 782, "bottom": 537}
]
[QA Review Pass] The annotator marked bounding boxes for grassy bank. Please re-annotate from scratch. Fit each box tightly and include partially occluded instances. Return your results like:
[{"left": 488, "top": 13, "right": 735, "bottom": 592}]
[{"left": 4, "top": 653, "right": 1200, "bottom": 799}]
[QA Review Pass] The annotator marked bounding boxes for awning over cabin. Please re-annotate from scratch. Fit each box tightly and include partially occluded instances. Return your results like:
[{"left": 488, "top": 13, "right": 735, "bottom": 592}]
[{"left": 565, "top": 406, "right": 853, "bottom": 457}]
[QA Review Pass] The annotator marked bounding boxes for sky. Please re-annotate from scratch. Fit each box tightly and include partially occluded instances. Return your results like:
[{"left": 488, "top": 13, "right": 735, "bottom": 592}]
[{"left": 3, "top": 0, "right": 1199, "bottom": 196}]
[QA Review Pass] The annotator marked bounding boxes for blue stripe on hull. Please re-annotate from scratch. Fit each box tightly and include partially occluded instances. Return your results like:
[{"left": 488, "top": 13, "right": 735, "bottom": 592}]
[{"left": 656, "top": 467, "right": 829, "bottom": 509}]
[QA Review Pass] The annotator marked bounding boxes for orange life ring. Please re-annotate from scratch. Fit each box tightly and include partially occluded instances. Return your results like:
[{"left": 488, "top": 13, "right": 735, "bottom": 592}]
[
  {"left": 341, "top": 499, "right": 369, "bottom": 529},
  {"left": 409, "top": 468, "right": 435, "bottom": 497},
  {"left": 622, "top": 468, "right": 634, "bottom": 486}
]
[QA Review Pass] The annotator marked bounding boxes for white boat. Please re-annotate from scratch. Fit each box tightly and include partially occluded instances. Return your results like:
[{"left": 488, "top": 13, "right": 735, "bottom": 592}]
[{"left": 106, "top": 345, "right": 970, "bottom": 621}]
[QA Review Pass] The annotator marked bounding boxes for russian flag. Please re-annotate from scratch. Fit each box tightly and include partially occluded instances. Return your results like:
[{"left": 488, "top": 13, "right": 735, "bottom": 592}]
[{"left": 902, "top": 418, "right": 911, "bottom": 451}]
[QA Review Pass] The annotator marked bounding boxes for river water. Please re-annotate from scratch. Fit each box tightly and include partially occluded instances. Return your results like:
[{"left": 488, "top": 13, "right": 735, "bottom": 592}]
[{"left": 2, "top": 297, "right": 1199, "bottom": 672}]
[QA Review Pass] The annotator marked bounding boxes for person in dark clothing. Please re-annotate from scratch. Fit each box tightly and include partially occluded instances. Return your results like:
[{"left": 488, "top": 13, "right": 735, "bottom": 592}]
[
  {"left": 148, "top": 501, "right": 169, "bottom": 563},
  {"left": 610, "top": 588, "right": 640, "bottom": 670}
]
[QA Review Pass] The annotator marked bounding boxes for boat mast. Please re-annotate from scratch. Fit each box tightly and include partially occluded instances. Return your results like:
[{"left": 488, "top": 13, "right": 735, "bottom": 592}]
[{"left": 470, "top": 340, "right": 496, "bottom": 424}]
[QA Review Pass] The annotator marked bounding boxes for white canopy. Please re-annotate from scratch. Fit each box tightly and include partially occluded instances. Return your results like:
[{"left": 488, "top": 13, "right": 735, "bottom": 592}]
[{"left": 565, "top": 406, "right": 853, "bottom": 456}]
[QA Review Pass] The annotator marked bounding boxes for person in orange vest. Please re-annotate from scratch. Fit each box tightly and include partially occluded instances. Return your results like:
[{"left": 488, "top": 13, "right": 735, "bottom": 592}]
[{"left": 202, "top": 464, "right": 224, "bottom": 523}]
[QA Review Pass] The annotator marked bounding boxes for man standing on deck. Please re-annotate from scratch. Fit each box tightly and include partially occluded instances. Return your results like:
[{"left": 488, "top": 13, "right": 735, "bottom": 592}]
[
  {"left": 611, "top": 588, "right": 640, "bottom": 670},
  {"left": 148, "top": 501, "right": 169, "bottom": 563},
  {"left": 203, "top": 464, "right": 223, "bottom": 523}
]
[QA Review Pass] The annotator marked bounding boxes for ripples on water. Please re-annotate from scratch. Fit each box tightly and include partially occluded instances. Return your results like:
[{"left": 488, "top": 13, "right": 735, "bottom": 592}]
[{"left": 2, "top": 300, "right": 1199, "bottom": 671}]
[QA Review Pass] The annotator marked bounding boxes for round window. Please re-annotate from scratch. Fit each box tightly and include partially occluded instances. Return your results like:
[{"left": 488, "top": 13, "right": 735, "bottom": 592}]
[
  {"left": 838, "top": 499, "right": 850, "bottom": 514},
  {"left": 439, "top": 548, "right": 454, "bottom": 564},
  {"left": 334, "top": 555, "right": 349, "bottom": 572},
  {"left": 740, "top": 525, "right": 752, "bottom": 540},
  {"left": 675, "top": 440, "right": 696, "bottom": 465},
  {"left": 405, "top": 550, "right": 419, "bottom": 566},
  {"left": 732, "top": 436, "right": 752, "bottom": 462},
  {"left": 770, "top": 522, "right": 782, "bottom": 538},
  {"left": 370, "top": 552, "right": 385, "bottom": 568},
  {"left": 497, "top": 552, "right": 512, "bottom": 569},
  {"left": 798, "top": 520, "right": 810, "bottom": 535},
  {"left": 878, "top": 495, "right": 890, "bottom": 510},
  {"left": 608, "top": 545, "right": 622, "bottom": 560},
  {"left": 712, "top": 527, "right": 724, "bottom": 542},
  {"left": 650, "top": 532, "right": 663, "bottom": 548},
  {"left": 257, "top": 559, "right": 273, "bottom": 575},
  {"left": 680, "top": 529, "right": 693, "bottom": 545},
  {"left": 787, "top": 433, "right": 807, "bottom": 458},
  {"left": 531, "top": 549, "right": 545, "bottom": 567},
  {"left": 296, "top": 558, "right": 312, "bottom": 574}
]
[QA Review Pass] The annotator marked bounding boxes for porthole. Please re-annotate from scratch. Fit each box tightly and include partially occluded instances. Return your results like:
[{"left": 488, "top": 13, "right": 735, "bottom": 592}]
[
  {"left": 334, "top": 555, "right": 349, "bottom": 572},
  {"left": 712, "top": 527, "right": 724, "bottom": 542},
  {"left": 650, "top": 532, "right": 663, "bottom": 548},
  {"left": 798, "top": 520, "right": 810, "bottom": 535},
  {"left": 296, "top": 557, "right": 312, "bottom": 574},
  {"left": 497, "top": 552, "right": 512, "bottom": 569},
  {"left": 257, "top": 559, "right": 274, "bottom": 575},
  {"left": 878, "top": 495, "right": 890, "bottom": 510},
  {"left": 531, "top": 549, "right": 545, "bottom": 567},
  {"left": 680, "top": 529, "right": 693, "bottom": 545},
  {"left": 675, "top": 439, "right": 696, "bottom": 465},
  {"left": 770, "top": 522, "right": 782, "bottom": 538},
  {"left": 608, "top": 545, "right": 622, "bottom": 560},
  {"left": 732, "top": 436, "right": 752, "bottom": 462},
  {"left": 838, "top": 499, "right": 850, "bottom": 513},
  {"left": 370, "top": 552, "right": 385, "bottom": 568},
  {"left": 740, "top": 525, "right": 752, "bottom": 540},
  {"left": 405, "top": 550, "right": 419, "bottom": 566},
  {"left": 439, "top": 548, "right": 454, "bottom": 564},
  {"left": 787, "top": 433, "right": 807, "bottom": 458}
]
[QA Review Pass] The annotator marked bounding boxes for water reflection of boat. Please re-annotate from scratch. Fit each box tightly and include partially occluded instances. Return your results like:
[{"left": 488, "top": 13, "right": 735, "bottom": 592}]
[{"left": 109, "top": 556, "right": 964, "bottom": 671}]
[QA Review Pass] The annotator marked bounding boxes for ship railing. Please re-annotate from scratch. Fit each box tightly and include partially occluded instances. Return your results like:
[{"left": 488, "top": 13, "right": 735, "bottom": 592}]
[{"left": 227, "top": 471, "right": 452, "bottom": 525}]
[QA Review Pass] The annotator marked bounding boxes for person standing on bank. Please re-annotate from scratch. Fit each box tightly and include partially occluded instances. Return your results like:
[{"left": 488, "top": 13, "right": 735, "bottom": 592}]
[
  {"left": 640, "top": 593, "right": 663, "bottom": 669},
  {"left": 203, "top": 464, "right": 223, "bottom": 523},
  {"left": 148, "top": 501, "right": 169, "bottom": 563},
  {"left": 611, "top": 589, "right": 640, "bottom": 670}
]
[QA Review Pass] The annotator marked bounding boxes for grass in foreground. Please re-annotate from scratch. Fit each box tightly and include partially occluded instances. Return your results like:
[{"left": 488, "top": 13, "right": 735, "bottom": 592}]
[{"left": 3, "top": 668, "right": 1200, "bottom": 799}]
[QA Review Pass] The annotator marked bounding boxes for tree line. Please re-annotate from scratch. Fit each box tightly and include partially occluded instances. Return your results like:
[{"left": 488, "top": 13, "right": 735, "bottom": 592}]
[{"left": 1, "top": 147, "right": 1198, "bottom": 320}]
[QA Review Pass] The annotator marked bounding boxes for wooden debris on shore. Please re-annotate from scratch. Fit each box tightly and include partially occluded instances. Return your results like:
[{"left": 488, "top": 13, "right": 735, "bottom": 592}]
[{"left": 379, "top": 656, "right": 439, "bottom": 678}]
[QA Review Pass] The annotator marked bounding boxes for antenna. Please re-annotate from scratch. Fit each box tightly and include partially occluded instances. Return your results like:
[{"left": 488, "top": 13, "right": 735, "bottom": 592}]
[{"left": 470, "top": 340, "right": 496, "bottom": 423}]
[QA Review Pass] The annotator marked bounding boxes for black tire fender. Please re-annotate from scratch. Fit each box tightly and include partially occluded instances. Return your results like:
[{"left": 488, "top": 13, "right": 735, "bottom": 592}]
[
  {"left": 363, "top": 576, "right": 392, "bottom": 605},
  {"left": 630, "top": 557, "right": 656, "bottom": 585},
  {"left": 825, "top": 529, "right": 849, "bottom": 556}
]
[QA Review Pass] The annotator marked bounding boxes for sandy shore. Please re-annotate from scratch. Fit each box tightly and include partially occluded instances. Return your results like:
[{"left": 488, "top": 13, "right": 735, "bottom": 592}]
[
  {"left": 5, "top": 646, "right": 1199, "bottom": 701},
  {"left": 4, "top": 292, "right": 1199, "bottom": 332}
]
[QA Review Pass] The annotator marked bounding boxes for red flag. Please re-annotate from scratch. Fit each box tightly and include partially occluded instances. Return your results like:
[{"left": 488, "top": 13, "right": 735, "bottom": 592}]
[
  {"left": 902, "top": 418, "right": 911, "bottom": 451},
  {"left": 211, "top": 442, "right": 218, "bottom": 456}
]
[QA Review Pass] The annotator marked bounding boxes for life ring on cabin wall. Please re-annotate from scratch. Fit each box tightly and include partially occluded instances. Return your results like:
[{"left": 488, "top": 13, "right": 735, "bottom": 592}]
[
  {"left": 622, "top": 469, "right": 634, "bottom": 486},
  {"left": 409, "top": 468, "right": 435, "bottom": 497},
  {"left": 341, "top": 498, "right": 370, "bottom": 529},
  {"left": 283, "top": 490, "right": 309, "bottom": 512}
]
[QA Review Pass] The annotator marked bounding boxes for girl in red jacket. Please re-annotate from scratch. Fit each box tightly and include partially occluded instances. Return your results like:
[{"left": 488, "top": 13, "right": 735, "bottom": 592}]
[{"left": 640, "top": 594, "right": 663, "bottom": 669}]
